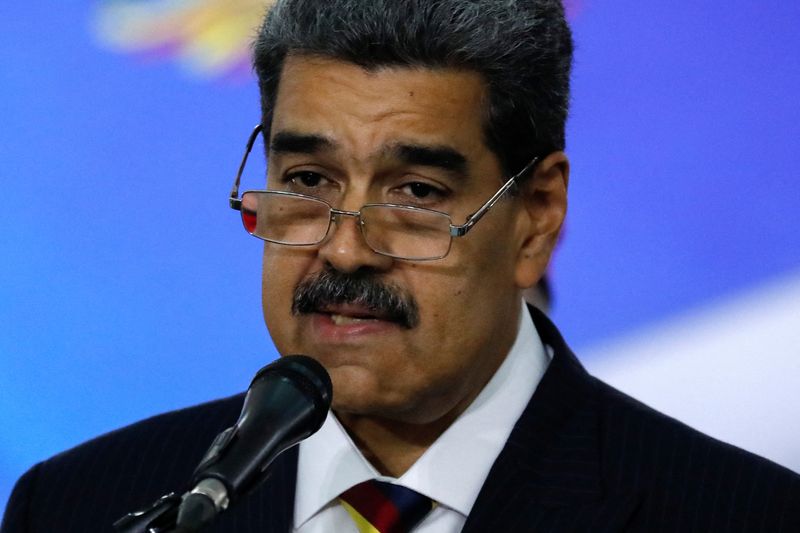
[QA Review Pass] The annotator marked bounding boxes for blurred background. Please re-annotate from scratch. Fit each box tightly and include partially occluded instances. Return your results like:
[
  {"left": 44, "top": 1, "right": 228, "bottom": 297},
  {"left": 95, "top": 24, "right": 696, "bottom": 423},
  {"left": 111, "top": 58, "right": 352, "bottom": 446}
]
[{"left": 2, "top": 0, "right": 799, "bottom": 507}]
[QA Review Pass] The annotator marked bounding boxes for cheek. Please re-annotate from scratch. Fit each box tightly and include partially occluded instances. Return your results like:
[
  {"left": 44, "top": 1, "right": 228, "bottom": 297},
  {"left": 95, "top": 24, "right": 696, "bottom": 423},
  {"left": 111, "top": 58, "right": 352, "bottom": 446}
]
[
  {"left": 449, "top": 219, "right": 518, "bottom": 292},
  {"left": 261, "top": 246, "right": 314, "bottom": 346},
  {"left": 413, "top": 218, "right": 518, "bottom": 334},
  {"left": 262, "top": 245, "right": 315, "bottom": 293},
  {"left": 261, "top": 251, "right": 286, "bottom": 307},
  {"left": 405, "top": 267, "right": 497, "bottom": 355}
]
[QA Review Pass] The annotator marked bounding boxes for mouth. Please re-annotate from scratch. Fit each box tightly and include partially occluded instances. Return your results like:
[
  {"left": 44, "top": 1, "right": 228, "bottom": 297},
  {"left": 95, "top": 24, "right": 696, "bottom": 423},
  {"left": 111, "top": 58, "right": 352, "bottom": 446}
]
[
  {"left": 329, "top": 314, "right": 378, "bottom": 325},
  {"left": 306, "top": 304, "right": 402, "bottom": 343},
  {"left": 319, "top": 304, "right": 391, "bottom": 325}
]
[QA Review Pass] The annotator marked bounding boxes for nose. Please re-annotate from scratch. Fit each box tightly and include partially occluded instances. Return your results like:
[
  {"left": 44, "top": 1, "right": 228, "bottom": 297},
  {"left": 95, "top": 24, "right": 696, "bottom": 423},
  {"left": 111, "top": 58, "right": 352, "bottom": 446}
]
[{"left": 317, "top": 209, "right": 394, "bottom": 274}]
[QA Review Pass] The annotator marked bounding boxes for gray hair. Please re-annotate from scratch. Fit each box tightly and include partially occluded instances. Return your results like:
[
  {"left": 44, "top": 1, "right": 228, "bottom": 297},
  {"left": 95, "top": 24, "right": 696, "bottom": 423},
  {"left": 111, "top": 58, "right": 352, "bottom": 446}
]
[{"left": 254, "top": 0, "right": 573, "bottom": 175}]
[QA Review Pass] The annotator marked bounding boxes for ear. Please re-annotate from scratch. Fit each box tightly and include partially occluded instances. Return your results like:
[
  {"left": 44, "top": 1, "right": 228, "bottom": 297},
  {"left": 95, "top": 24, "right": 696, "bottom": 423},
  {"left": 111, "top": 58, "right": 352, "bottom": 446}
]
[{"left": 513, "top": 151, "right": 569, "bottom": 289}]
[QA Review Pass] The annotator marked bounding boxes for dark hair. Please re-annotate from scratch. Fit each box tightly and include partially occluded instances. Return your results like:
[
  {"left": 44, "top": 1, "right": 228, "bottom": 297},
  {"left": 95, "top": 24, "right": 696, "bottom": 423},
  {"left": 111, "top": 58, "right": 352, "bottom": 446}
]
[{"left": 254, "top": 0, "right": 573, "bottom": 175}]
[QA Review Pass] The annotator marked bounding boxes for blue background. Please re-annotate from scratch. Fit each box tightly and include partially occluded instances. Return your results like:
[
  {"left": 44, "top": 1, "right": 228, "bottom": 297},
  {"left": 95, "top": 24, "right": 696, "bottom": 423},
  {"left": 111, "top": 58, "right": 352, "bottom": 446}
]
[{"left": 2, "top": 1, "right": 799, "bottom": 507}]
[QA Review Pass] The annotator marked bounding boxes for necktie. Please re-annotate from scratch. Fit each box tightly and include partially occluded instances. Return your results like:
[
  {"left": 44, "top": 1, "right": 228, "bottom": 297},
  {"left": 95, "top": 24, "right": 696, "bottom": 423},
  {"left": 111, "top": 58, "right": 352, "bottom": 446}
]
[{"left": 339, "top": 480, "right": 435, "bottom": 533}]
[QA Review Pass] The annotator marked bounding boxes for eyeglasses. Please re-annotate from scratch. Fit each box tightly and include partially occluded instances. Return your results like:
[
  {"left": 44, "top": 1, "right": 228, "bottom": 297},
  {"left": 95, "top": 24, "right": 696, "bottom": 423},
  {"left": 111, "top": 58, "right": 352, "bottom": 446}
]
[{"left": 229, "top": 124, "right": 538, "bottom": 261}]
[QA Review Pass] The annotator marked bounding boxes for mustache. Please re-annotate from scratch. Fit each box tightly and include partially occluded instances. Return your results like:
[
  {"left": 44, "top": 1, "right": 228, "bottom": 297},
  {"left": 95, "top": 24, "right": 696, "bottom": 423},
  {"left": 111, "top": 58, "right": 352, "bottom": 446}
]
[{"left": 292, "top": 268, "right": 420, "bottom": 329}]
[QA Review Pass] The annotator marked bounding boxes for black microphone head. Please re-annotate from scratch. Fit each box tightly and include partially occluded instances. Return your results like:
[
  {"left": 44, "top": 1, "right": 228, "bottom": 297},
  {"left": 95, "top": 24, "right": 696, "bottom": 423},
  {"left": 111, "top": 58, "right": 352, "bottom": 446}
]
[{"left": 250, "top": 355, "right": 332, "bottom": 430}]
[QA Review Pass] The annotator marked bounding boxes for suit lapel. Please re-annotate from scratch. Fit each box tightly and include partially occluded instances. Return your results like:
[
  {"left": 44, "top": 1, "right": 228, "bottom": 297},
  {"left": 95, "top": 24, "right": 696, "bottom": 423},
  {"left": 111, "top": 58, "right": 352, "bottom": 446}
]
[{"left": 462, "top": 306, "right": 641, "bottom": 532}]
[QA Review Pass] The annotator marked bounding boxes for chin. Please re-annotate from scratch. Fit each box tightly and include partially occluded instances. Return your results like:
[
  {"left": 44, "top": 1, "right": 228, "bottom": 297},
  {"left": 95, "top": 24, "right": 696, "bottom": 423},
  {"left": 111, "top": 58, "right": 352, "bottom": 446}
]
[
  {"left": 330, "top": 394, "right": 389, "bottom": 418},
  {"left": 329, "top": 380, "right": 407, "bottom": 420},
  {"left": 328, "top": 370, "right": 382, "bottom": 411}
]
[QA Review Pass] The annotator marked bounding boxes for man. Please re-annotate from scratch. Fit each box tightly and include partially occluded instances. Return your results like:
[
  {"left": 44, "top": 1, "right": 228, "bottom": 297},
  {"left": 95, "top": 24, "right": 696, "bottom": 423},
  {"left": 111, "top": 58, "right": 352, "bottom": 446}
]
[{"left": 3, "top": 1, "right": 799, "bottom": 532}]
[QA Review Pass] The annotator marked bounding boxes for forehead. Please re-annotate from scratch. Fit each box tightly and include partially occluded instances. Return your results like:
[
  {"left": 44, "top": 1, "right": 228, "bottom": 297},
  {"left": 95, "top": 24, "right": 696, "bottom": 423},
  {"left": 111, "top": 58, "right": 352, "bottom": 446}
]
[{"left": 269, "top": 54, "right": 491, "bottom": 162}]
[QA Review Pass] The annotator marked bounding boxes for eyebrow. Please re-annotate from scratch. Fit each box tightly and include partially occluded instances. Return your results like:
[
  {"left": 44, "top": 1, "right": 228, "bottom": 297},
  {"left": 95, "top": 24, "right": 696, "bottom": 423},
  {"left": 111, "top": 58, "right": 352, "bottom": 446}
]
[
  {"left": 269, "top": 131, "right": 336, "bottom": 155},
  {"left": 392, "top": 144, "right": 468, "bottom": 176},
  {"left": 270, "top": 131, "right": 469, "bottom": 176}
]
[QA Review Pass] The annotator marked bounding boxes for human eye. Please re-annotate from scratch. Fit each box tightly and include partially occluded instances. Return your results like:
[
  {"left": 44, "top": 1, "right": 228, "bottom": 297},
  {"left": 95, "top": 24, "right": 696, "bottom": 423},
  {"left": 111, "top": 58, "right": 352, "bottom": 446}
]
[
  {"left": 393, "top": 181, "right": 450, "bottom": 206},
  {"left": 285, "top": 170, "right": 324, "bottom": 188},
  {"left": 277, "top": 170, "right": 338, "bottom": 195}
]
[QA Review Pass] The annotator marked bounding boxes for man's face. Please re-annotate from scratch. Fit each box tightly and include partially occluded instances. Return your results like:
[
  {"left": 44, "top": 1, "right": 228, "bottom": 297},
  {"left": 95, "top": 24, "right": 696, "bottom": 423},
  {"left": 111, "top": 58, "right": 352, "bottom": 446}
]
[{"left": 261, "top": 55, "right": 541, "bottom": 425}]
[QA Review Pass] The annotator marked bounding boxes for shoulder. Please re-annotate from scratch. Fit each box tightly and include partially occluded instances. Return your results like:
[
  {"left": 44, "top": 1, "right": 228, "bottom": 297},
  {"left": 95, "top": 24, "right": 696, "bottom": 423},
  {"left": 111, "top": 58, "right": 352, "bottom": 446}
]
[
  {"left": 2, "top": 394, "right": 244, "bottom": 533},
  {"left": 590, "top": 375, "right": 800, "bottom": 529},
  {"left": 527, "top": 306, "right": 799, "bottom": 529}
]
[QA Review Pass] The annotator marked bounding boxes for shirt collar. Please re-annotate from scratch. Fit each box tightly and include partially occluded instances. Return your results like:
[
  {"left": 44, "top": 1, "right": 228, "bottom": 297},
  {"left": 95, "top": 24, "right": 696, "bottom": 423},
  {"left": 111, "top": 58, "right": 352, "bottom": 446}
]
[{"left": 294, "top": 299, "right": 550, "bottom": 526}]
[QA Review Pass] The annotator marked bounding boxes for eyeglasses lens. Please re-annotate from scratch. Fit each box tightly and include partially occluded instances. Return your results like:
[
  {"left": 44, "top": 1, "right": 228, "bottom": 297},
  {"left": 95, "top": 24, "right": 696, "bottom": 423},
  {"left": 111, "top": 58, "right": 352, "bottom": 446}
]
[
  {"left": 241, "top": 192, "right": 330, "bottom": 245},
  {"left": 361, "top": 205, "right": 451, "bottom": 260}
]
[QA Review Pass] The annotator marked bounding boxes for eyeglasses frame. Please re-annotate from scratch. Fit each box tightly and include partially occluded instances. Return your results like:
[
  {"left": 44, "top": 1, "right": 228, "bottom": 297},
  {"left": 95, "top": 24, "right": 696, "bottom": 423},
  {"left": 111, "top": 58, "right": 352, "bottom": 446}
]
[{"left": 229, "top": 124, "right": 539, "bottom": 259}]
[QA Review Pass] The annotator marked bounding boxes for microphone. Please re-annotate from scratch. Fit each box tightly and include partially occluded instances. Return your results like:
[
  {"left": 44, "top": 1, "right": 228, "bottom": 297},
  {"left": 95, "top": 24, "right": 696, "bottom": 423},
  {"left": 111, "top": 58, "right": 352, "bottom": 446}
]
[{"left": 175, "top": 355, "right": 332, "bottom": 532}]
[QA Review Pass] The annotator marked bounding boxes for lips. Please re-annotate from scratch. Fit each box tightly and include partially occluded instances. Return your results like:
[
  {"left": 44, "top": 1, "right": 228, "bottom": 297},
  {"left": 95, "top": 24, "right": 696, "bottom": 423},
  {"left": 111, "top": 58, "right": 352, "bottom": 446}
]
[
  {"left": 308, "top": 305, "right": 400, "bottom": 343},
  {"left": 319, "top": 304, "right": 389, "bottom": 324}
]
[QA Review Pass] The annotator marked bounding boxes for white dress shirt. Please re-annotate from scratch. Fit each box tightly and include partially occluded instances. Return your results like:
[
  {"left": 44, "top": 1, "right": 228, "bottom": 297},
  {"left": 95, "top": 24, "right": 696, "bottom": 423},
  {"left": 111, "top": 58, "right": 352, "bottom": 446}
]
[{"left": 294, "top": 299, "right": 550, "bottom": 532}]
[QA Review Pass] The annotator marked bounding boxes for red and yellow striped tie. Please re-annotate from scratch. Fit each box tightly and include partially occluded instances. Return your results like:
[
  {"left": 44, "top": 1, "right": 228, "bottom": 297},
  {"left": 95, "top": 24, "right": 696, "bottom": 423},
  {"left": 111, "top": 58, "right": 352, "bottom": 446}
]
[{"left": 339, "top": 480, "right": 435, "bottom": 533}]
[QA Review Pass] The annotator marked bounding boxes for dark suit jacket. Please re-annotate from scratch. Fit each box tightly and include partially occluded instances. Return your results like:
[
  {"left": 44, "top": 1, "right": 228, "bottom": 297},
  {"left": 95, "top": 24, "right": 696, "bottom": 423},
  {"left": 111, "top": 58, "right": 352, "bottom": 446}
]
[{"left": 3, "top": 307, "right": 799, "bottom": 532}]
